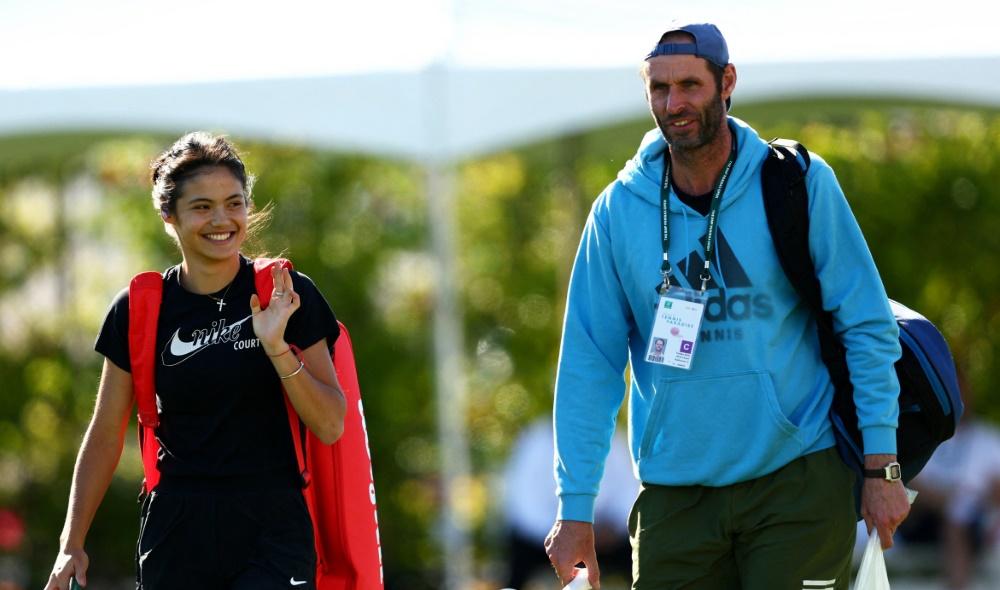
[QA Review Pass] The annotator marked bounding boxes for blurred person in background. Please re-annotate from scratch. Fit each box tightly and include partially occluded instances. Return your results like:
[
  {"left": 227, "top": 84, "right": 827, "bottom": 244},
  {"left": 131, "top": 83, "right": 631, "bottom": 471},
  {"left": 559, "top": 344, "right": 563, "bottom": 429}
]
[
  {"left": 43, "top": 133, "right": 345, "bottom": 590},
  {"left": 501, "top": 418, "right": 636, "bottom": 589},
  {"left": 900, "top": 386, "right": 1000, "bottom": 589},
  {"left": 544, "top": 23, "right": 909, "bottom": 589},
  {"left": 0, "top": 508, "right": 27, "bottom": 590}
]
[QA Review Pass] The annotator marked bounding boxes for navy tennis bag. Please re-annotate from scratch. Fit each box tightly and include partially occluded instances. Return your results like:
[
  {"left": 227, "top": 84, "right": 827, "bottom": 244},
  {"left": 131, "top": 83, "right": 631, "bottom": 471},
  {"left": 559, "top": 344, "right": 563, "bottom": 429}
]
[{"left": 761, "top": 139, "right": 963, "bottom": 509}]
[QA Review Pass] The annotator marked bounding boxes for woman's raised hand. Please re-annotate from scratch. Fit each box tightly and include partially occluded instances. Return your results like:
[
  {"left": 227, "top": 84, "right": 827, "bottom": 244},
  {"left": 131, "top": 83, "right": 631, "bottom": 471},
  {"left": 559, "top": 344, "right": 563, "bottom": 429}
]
[{"left": 250, "top": 265, "right": 300, "bottom": 355}]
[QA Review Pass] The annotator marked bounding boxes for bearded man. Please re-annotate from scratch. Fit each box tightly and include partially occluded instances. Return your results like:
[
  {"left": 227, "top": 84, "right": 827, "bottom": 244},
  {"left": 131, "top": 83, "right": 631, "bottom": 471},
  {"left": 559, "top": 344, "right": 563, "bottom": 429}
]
[{"left": 544, "top": 23, "right": 910, "bottom": 590}]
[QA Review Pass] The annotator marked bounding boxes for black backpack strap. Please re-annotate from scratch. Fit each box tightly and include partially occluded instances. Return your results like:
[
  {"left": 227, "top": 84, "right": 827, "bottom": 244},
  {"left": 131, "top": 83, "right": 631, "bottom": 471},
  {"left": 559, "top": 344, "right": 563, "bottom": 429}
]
[
  {"left": 761, "top": 139, "right": 861, "bottom": 466},
  {"left": 761, "top": 140, "right": 818, "bottom": 308}
]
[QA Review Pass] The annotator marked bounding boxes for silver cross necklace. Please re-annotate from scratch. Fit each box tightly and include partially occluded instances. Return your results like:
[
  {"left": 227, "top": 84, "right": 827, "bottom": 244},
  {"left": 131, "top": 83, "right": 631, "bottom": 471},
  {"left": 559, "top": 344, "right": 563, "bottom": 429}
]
[{"left": 206, "top": 279, "right": 235, "bottom": 313}]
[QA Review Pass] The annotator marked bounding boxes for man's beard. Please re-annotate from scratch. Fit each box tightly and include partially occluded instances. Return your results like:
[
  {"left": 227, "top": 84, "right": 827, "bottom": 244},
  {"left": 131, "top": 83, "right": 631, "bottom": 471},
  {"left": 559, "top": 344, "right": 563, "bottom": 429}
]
[{"left": 654, "top": 92, "right": 726, "bottom": 153}]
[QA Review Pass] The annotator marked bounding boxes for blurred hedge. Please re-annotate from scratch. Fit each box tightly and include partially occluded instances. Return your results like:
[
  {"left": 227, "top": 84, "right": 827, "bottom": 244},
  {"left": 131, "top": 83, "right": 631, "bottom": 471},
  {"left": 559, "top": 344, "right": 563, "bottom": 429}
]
[{"left": 0, "top": 97, "right": 997, "bottom": 588}]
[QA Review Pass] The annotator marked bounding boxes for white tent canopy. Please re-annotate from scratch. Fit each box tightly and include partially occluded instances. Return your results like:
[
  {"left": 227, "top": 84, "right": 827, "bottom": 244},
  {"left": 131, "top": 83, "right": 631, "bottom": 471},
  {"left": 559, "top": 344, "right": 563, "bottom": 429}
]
[
  {"left": 3, "top": 0, "right": 999, "bottom": 159},
  {"left": 2, "top": 57, "right": 999, "bottom": 162}
]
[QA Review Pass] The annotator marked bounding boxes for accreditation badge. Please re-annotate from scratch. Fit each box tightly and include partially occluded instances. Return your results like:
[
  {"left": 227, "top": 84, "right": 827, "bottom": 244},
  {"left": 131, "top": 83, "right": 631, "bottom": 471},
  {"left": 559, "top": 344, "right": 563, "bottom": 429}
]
[{"left": 645, "top": 287, "right": 706, "bottom": 370}]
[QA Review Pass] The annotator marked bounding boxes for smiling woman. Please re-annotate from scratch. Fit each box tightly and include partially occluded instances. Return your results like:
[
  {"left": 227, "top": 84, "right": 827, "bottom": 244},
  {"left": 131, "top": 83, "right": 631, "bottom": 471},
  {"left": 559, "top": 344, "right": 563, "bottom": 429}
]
[
  {"left": 44, "top": 132, "right": 347, "bottom": 590},
  {"left": 150, "top": 133, "right": 270, "bottom": 263}
]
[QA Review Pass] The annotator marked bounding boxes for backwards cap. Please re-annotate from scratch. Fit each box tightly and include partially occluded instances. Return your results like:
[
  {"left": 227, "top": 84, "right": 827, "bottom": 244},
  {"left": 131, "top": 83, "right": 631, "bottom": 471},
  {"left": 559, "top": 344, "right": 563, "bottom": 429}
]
[
  {"left": 645, "top": 23, "right": 731, "bottom": 110},
  {"left": 645, "top": 23, "right": 729, "bottom": 66}
]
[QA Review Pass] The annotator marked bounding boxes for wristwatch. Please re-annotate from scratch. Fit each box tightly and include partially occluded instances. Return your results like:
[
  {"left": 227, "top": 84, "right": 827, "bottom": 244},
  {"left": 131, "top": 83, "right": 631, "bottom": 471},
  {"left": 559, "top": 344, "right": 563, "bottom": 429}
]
[{"left": 863, "top": 461, "right": 902, "bottom": 482}]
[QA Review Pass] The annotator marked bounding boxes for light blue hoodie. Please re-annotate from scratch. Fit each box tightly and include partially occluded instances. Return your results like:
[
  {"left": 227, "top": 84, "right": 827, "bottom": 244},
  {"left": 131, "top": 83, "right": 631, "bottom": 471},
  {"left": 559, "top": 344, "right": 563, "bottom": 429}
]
[{"left": 554, "top": 117, "right": 901, "bottom": 523}]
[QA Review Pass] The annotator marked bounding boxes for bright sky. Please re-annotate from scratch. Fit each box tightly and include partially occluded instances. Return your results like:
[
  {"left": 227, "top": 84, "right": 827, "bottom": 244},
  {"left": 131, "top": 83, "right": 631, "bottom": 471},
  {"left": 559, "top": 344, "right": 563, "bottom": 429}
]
[{"left": 2, "top": 0, "right": 998, "bottom": 90}]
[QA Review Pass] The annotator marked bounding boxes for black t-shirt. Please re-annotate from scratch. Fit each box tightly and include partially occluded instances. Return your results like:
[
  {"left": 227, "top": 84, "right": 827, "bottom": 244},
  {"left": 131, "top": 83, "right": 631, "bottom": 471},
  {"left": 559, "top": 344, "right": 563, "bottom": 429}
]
[
  {"left": 96, "top": 256, "right": 340, "bottom": 487},
  {"left": 672, "top": 180, "right": 712, "bottom": 216}
]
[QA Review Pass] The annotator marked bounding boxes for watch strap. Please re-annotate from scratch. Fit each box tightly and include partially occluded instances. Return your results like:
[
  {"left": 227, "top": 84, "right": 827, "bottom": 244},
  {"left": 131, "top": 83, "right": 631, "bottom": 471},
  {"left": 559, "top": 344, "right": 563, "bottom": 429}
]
[{"left": 863, "top": 462, "right": 902, "bottom": 481}]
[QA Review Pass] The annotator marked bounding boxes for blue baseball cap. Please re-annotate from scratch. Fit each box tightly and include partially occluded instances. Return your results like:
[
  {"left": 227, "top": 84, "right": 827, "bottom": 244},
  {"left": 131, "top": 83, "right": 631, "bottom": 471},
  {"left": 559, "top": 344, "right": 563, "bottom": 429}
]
[
  {"left": 645, "top": 23, "right": 731, "bottom": 109},
  {"left": 645, "top": 23, "right": 729, "bottom": 67}
]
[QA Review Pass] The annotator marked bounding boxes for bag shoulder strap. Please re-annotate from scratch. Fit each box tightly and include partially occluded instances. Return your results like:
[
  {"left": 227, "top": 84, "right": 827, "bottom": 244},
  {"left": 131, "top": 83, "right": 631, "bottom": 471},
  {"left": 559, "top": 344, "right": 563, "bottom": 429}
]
[
  {"left": 761, "top": 139, "right": 819, "bottom": 311},
  {"left": 128, "top": 272, "right": 163, "bottom": 427},
  {"left": 253, "top": 257, "right": 291, "bottom": 298},
  {"left": 128, "top": 270, "right": 165, "bottom": 494},
  {"left": 252, "top": 257, "right": 312, "bottom": 488},
  {"left": 761, "top": 139, "right": 859, "bottom": 448}
]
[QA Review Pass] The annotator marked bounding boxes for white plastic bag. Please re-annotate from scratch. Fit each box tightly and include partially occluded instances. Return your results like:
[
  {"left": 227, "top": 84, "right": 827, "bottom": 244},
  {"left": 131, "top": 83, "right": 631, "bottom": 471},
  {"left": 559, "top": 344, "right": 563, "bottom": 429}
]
[
  {"left": 562, "top": 567, "right": 592, "bottom": 590},
  {"left": 854, "top": 530, "right": 890, "bottom": 590}
]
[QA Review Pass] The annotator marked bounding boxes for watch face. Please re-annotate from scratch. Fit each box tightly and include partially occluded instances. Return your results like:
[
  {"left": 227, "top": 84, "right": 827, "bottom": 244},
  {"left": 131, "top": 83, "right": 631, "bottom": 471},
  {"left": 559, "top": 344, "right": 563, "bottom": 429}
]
[{"left": 888, "top": 463, "right": 902, "bottom": 481}]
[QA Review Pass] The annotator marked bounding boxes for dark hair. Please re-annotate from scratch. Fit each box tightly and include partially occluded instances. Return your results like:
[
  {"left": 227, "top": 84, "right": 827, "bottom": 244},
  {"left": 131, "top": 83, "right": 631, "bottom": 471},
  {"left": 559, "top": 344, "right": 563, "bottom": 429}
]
[
  {"left": 150, "top": 132, "right": 255, "bottom": 214},
  {"left": 151, "top": 132, "right": 273, "bottom": 253}
]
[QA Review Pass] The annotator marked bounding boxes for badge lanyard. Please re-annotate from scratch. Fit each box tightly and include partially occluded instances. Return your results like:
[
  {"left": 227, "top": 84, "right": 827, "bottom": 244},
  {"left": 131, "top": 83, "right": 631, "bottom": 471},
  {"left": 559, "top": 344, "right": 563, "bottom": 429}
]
[{"left": 659, "top": 134, "right": 738, "bottom": 293}]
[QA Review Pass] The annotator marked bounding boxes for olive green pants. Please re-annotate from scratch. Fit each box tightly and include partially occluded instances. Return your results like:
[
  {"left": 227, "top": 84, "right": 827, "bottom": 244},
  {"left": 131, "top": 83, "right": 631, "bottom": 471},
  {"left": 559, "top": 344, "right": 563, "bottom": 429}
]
[{"left": 629, "top": 447, "right": 856, "bottom": 590}]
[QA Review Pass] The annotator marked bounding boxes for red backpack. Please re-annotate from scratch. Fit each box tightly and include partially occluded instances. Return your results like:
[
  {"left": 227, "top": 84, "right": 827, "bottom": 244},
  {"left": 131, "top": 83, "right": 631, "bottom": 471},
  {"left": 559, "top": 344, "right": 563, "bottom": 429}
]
[{"left": 128, "top": 257, "right": 384, "bottom": 590}]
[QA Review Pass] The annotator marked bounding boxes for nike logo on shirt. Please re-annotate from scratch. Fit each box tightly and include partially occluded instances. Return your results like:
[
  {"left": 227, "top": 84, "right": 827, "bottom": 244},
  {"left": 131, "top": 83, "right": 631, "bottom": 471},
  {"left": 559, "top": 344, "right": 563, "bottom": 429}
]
[
  {"left": 289, "top": 578, "right": 307, "bottom": 586},
  {"left": 162, "top": 314, "right": 253, "bottom": 366}
]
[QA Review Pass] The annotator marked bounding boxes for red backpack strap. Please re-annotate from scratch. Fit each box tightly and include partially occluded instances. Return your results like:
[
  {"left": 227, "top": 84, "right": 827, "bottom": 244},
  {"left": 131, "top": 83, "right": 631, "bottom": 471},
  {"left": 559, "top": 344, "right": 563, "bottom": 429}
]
[
  {"left": 253, "top": 257, "right": 291, "bottom": 298},
  {"left": 128, "top": 271, "right": 164, "bottom": 493},
  {"left": 252, "top": 258, "right": 311, "bottom": 488}
]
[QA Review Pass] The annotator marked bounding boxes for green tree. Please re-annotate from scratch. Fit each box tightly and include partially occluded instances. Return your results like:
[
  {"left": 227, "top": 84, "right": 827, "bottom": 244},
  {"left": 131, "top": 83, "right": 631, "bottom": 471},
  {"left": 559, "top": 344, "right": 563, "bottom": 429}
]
[{"left": 1, "top": 98, "right": 997, "bottom": 588}]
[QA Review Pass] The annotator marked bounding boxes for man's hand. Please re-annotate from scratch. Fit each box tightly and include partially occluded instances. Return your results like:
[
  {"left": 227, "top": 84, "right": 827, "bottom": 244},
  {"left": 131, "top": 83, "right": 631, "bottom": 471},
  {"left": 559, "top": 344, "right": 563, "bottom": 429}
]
[
  {"left": 861, "top": 454, "right": 911, "bottom": 549},
  {"left": 545, "top": 520, "right": 601, "bottom": 589}
]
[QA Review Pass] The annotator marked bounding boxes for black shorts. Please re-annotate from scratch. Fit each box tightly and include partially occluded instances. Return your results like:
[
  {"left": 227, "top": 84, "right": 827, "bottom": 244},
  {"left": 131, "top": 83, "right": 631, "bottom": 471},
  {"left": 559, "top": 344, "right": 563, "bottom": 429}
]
[{"left": 136, "top": 483, "right": 315, "bottom": 590}]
